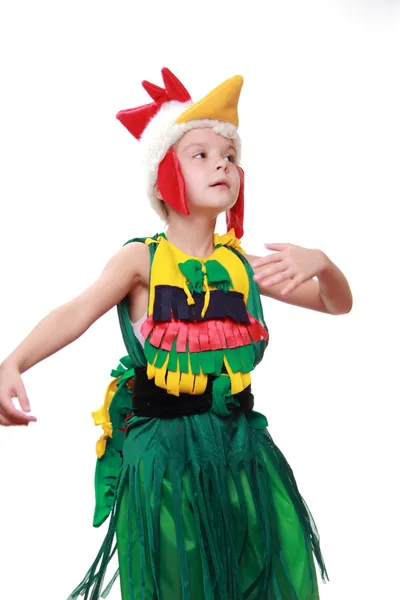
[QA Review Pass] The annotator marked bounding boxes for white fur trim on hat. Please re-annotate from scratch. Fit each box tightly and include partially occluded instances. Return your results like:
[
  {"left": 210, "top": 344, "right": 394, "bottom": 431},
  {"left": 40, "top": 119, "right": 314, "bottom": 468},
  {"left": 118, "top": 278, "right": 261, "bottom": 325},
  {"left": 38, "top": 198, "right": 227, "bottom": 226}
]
[{"left": 138, "top": 100, "right": 242, "bottom": 221}]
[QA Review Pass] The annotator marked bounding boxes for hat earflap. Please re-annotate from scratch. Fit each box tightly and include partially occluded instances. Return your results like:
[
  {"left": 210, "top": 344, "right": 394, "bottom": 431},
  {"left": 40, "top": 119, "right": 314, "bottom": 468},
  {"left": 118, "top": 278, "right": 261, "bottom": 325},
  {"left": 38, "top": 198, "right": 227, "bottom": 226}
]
[
  {"left": 226, "top": 166, "right": 245, "bottom": 239},
  {"left": 157, "top": 149, "right": 189, "bottom": 216}
]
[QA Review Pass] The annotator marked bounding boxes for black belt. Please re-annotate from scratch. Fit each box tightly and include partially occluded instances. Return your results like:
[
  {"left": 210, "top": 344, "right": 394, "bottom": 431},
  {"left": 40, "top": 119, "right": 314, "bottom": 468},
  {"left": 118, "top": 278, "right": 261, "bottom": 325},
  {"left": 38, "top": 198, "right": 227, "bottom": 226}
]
[{"left": 129, "top": 366, "right": 254, "bottom": 418}]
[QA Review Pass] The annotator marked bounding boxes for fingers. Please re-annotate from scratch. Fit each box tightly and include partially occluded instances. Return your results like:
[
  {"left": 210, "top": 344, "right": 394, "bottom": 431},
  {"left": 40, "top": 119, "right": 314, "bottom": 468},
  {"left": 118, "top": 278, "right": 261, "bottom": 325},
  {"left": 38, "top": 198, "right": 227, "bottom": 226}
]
[
  {"left": 260, "top": 269, "right": 294, "bottom": 288},
  {"left": 254, "top": 263, "right": 290, "bottom": 283},
  {"left": 0, "top": 412, "right": 32, "bottom": 426},
  {"left": 1, "top": 400, "right": 37, "bottom": 425},
  {"left": 14, "top": 378, "right": 31, "bottom": 413},
  {"left": 0, "top": 368, "right": 36, "bottom": 427},
  {"left": 252, "top": 253, "right": 282, "bottom": 269},
  {"left": 264, "top": 243, "right": 289, "bottom": 250}
]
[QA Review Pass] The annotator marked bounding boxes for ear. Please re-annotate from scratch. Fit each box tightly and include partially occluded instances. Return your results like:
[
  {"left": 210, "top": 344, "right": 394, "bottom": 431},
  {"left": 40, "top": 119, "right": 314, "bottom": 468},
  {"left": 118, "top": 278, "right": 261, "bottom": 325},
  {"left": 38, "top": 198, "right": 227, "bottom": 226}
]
[
  {"left": 226, "top": 165, "right": 244, "bottom": 238},
  {"left": 157, "top": 149, "right": 189, "bottom": 216}
]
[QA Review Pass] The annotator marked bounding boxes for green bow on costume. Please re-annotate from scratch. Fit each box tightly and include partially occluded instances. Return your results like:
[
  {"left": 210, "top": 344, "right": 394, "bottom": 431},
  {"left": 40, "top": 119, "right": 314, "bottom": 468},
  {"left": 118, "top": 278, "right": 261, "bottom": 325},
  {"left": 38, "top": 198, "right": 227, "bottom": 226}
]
[{"left": 178, "top": 259, "right": 233, "bottom": 294}]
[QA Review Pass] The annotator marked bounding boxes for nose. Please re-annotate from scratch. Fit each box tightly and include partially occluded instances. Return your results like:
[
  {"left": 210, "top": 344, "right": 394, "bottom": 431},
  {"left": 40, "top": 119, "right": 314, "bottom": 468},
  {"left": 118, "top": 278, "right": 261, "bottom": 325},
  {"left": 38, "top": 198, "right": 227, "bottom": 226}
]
[{"left": 215, "top": 157, "right": 228, "bottom": 171}]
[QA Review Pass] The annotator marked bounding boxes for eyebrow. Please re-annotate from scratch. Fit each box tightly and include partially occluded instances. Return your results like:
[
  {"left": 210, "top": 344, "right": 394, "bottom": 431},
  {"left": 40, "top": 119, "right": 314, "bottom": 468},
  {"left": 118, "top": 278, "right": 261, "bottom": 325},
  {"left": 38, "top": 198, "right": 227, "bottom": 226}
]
[
  {"left": 224, "top": 143, "right": 237, "bottom": 155},
  {"left": 180, "top": 142, "right": 204, "bottom": 153},
  {"left": 180, "top": 141, "right": 237, "bottom": 155}
]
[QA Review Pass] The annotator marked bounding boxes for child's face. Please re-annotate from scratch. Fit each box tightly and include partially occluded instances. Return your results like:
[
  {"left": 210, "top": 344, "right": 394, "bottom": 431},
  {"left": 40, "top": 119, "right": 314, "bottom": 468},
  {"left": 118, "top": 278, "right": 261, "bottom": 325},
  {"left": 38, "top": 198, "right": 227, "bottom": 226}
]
[{"left": 173, "top": 128, "right": 240, "bottom": 216}]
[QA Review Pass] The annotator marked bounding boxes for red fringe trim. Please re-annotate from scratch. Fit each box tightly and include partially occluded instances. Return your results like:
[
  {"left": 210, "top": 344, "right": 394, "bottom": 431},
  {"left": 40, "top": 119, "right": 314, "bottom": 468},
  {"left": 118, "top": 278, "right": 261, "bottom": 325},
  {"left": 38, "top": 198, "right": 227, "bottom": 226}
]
[
  {"left": 177, "top": 321, "right": 189, "bottom": 353},
  {"left": 141, "top": 314, "right": 268, "bottom": 353}
]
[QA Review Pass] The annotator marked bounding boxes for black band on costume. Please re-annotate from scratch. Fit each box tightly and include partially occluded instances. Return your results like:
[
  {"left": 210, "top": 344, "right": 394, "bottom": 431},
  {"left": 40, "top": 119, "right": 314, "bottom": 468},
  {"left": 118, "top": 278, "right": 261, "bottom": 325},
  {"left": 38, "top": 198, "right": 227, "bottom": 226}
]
[
  {"left": 152, "top": 285, "right": 250, "bottom": 323},
  {"left": 129, "top": 366, "right": 254, "bottom": 418}
]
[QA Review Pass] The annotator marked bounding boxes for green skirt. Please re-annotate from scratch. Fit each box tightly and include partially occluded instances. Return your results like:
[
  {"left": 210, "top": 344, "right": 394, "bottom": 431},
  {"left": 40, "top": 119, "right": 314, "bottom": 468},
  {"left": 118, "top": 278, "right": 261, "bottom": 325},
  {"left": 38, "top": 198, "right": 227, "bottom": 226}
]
[{"left": 69, "top": 409, "right": 328, "bottom": 600}]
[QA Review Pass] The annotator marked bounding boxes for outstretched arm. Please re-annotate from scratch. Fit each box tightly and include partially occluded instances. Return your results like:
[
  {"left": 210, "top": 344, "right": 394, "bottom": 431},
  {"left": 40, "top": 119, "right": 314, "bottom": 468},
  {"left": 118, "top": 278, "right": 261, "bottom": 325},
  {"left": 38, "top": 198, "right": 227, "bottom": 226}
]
[
  {"left": 245, "top": 245, "right": 353, "bottom": 315},
  {"left": 0, "top": 242, "right": 149, "bottom": 425},
  {"left": 2, "top": 242, "right": 148, "bottom": 373}
]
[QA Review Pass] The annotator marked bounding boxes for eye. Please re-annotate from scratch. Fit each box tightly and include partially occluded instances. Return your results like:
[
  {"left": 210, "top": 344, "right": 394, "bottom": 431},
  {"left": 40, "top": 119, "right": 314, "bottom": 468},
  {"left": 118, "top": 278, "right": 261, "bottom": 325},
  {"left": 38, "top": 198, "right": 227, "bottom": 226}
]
[
  {"left": 225, "top": 154, "right": 236, "bottom": 163},
  {"left": 193, "top": 152, "right": 206, "bottom": 159}
]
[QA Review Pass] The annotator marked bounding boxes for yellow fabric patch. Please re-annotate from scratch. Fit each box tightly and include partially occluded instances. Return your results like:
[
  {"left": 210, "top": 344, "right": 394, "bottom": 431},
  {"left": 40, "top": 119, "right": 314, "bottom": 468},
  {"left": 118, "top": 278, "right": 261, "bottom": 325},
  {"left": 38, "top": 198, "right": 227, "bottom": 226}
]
[
  {"left": 223, "top": 358, "right": 251, "bottom": 395},
  {"left": 192, "top": 371, "right": 208, "bottom": 395},
  {"left": 147, "top": 362, "right": 208, "bottom": 397},
  {"left": 147, "top": 233, "right": 249, "bottom": 306},
  {"left": 214, "top": 229, "right": 247, "bottom": 255},
  {"left": 166, "top": 370, "right": 181, "bottom": 396},
  {"left": 92, "top": 378, "right": 119, "bottom": 459},
  {"left": 179, "top": 371, "right": 195, "bottom": 394},
  {"left": 175, "top": 75, "right": 243, "bottom": 128}
]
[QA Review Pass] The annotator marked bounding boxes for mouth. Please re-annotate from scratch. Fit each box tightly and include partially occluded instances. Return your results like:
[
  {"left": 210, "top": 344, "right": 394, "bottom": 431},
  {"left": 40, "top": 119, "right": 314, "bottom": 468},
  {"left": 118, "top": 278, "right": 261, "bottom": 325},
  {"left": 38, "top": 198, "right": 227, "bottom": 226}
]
[{"left": 210, "top": 179, "right": 230, "bottom": 189}]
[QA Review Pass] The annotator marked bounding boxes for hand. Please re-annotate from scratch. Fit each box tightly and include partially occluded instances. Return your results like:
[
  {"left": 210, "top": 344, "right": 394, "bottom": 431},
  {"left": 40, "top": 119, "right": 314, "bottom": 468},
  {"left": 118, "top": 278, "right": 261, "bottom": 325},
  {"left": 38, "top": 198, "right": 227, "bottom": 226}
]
[
  {"left": 252, "top": 243, "right": 328, "bottom": 295},
  {"left": 0, "top": 362, "right": 37, "bottom": 426}
]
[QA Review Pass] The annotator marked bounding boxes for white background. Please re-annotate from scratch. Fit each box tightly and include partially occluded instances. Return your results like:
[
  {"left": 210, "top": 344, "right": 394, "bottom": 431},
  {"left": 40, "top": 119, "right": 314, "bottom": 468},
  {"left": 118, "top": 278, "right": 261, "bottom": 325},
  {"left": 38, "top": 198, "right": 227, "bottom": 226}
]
[{"left": 1, "top": 1, "right": 399, "bottom": 598}]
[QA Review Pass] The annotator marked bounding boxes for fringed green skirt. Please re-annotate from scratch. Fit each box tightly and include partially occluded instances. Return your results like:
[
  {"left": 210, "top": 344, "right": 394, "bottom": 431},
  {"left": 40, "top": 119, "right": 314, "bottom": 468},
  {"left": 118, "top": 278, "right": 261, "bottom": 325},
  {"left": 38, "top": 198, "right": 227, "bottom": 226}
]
[{"left": 69, "top": 409, "right": 328, "bottom": 600}]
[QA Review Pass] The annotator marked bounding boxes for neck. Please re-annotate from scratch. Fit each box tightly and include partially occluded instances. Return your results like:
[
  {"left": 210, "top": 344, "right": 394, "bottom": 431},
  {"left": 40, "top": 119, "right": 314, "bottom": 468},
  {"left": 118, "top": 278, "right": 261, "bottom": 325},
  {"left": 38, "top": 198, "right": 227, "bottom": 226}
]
[{"left": 165, "top": 214, "right": 217, "bottom": 259}]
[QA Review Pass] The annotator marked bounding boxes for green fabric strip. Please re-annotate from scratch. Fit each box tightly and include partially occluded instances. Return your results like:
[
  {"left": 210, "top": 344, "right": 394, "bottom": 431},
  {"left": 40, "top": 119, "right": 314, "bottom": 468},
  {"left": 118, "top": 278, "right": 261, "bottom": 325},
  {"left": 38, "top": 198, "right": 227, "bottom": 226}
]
[
  {"left": 178, "top": 351, "right": 189, "bottom": 373},
  {"left": 143, "top": 346, "right": 258, "bottom": 376},
  {"left": 144, "top": 339, "right": 157, "bottom": 365},
  {"left": 238, "top": 345, "right": 256, "bottom": 372},
  {"left": 214, "top": 351, "right": 224, "bottom": 375},
  {"left": 199, "top": 351, "right": 215, "bottom": 374},
  {"left": 224, "top": 348, "right": 243, "bottom": 373},
  {"left": 189, "top": 352, "right": 201, "bottom": 375},
  {"left": 167, "top": 340, "right": 178, "bottom": 371},
  {"left": 154, "top": 348, "right": 168, "bottom": 368}
]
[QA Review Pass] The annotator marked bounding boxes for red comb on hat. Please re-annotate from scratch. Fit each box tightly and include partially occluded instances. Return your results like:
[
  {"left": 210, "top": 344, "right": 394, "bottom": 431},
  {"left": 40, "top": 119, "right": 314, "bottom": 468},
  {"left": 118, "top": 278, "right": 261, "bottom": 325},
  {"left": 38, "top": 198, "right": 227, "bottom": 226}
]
[{"left": 116, "top": 68, "right": 191, "bottom": 139}]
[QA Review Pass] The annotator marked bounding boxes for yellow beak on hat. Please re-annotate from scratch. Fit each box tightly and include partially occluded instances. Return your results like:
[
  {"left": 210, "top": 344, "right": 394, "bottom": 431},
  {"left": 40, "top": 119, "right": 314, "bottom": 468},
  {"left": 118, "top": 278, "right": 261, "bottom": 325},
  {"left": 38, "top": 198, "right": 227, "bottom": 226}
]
[{"left": 175, "top": 75, "right": 243, "bottom": 128}]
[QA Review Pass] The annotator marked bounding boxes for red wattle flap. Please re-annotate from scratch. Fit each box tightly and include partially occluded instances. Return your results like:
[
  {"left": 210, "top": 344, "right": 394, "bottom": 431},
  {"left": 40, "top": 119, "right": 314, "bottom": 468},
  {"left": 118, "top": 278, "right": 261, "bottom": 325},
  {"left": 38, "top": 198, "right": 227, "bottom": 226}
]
[
  {"left": 157, "top": 149, "right": 189, "bottom": 216},
  {"left": 226, "top": 165, "right": 244, "bottom": 239}
]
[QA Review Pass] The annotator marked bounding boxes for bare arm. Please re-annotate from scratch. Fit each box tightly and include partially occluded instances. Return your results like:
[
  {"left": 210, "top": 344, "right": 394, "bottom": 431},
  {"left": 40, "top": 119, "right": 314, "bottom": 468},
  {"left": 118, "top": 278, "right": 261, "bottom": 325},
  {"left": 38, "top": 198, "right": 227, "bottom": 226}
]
[
  {"left": 2, "top": 242, "right": 148, "bottom": 373},
  {"left": 0, "top": 242, "right": 149, "bottom": 426},
  {"left": 245, "top": 251, "right": 352, "bottom": 315}
]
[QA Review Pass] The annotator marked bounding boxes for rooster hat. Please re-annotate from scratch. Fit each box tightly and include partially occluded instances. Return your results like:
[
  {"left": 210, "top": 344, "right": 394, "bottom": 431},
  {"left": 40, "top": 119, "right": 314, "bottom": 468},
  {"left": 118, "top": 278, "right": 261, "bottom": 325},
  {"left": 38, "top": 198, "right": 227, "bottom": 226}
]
[{"left": 116, "top": 68, "right": 245, "bottom": 238}]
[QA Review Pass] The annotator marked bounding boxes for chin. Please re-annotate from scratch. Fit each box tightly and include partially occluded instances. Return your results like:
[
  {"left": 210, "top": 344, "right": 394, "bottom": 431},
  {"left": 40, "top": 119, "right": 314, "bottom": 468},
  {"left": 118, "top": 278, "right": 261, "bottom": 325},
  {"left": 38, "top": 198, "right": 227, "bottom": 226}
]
[
  {"left": 186, "top": 204, "right": 230, "bottom": 219},
  {"left": 211, "top": 190, "right": 238, "bottom": 208},
  {"left": 206, "top": 199, "right": 235, "bottom": 214},
  {"left": 187, "top": 190, "right": 238, "bottom": 215}
]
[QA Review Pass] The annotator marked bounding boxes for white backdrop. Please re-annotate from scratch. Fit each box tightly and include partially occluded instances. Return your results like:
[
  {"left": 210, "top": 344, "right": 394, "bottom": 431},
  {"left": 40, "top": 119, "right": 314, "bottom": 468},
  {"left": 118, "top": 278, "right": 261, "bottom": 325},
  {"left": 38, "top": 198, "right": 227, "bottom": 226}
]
[{"left": 1, "top": 1, "right": 399, "bottom": 599}]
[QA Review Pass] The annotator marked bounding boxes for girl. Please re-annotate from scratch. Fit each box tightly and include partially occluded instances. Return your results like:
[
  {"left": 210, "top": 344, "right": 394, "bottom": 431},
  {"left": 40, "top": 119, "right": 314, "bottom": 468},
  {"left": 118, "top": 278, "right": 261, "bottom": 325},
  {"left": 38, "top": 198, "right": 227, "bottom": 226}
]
[{"left": 0, "top": 68, "right": 352, "bottom": 600}]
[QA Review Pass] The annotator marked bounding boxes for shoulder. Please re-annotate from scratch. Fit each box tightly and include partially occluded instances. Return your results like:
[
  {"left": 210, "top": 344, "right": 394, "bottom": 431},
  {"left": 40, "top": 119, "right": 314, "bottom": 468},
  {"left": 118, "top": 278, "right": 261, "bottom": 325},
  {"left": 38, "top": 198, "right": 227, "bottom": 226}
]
[
  {"left": 117, "top": 241, "right": 150, "bottom": 284},
  {"left": 102, "top": 241, "right": 150, "bottom": 289}
]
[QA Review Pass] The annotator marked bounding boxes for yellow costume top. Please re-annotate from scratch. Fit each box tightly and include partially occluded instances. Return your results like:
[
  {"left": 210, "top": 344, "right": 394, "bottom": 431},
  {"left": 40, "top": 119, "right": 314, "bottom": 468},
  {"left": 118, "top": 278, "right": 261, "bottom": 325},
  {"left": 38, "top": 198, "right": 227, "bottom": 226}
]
[{"left": 139, "top": 230, "right": 269, "bottom": 397}]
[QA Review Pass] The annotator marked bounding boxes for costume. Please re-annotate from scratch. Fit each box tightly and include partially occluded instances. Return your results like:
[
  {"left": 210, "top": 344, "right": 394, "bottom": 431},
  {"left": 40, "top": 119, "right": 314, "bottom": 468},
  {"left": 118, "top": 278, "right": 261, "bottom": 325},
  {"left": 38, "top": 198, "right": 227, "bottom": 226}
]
[{"left": 68, "top": 69, "right": 329, "bottom": 600}]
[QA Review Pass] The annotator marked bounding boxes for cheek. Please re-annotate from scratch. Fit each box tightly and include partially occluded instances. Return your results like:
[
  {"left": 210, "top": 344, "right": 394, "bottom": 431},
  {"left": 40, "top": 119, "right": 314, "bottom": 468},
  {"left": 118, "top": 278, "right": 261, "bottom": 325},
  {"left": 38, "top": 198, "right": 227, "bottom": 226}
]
[
  {"left": 180, "top": 159, "right": 194, "bottom": 181},
  {"left": 181, "top": 162, "right": 204, "bottom": 196}
]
